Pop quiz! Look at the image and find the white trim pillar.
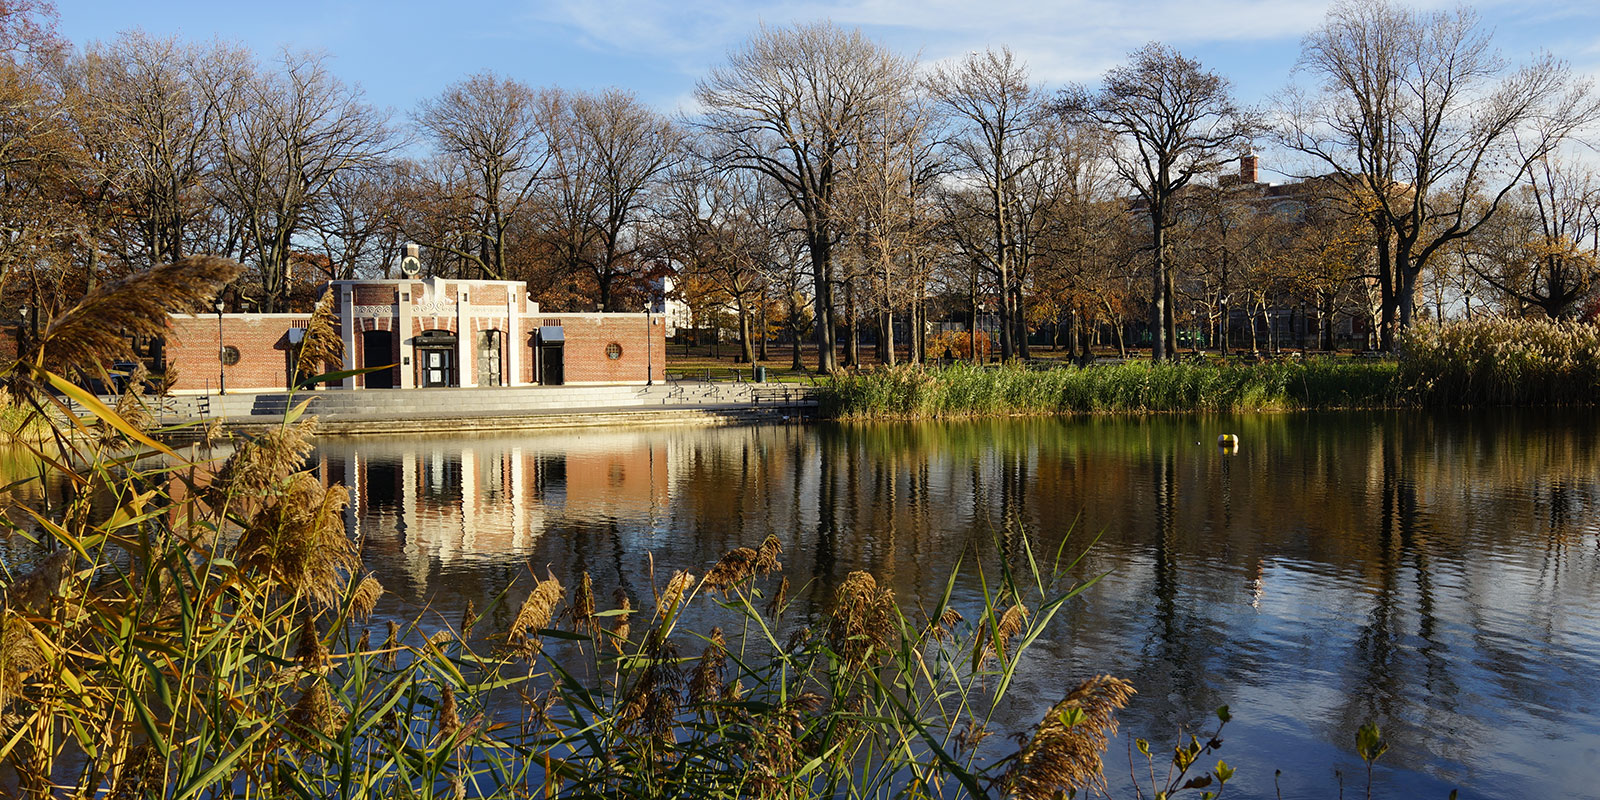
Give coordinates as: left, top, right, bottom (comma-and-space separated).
456, 286, 474, 388
339, 285, 357, 389
506, 293, 522, 387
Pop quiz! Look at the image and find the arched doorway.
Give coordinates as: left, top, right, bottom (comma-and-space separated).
415, 329, 457, 387
362, 330, 397, 389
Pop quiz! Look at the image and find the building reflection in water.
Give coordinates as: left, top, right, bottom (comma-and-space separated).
316, 432, 669, 597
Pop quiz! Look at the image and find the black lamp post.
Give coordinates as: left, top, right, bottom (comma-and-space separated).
645, 304, 653, 386
215, 300, 226, 395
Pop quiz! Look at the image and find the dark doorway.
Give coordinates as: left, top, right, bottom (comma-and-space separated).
416, 329, 458, 387
535, 325, 564, 385
362, 330, 397, 389
477, 329, 503, 387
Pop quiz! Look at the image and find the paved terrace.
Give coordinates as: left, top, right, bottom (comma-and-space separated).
127, 382, 817, 438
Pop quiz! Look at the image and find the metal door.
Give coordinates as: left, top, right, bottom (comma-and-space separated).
422, 348, 454, 387
477, 330, 502, 387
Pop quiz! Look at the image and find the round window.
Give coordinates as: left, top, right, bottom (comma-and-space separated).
220, 345, 241, 366
606, 342, 623, 360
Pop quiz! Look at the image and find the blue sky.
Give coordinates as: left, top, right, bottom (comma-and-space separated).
56, 0, 1600, 179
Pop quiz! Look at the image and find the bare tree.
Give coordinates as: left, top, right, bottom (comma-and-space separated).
76, 34, 247, 271
694, 22, 912, 374
211, 51, 393, 311
414, 72, 550, 280
927, 47, 1047, 361
1057, 43, 1256, 360
1459, 155, 1599, 319
543, 89, 678, 311
1284, 0, 1599, 348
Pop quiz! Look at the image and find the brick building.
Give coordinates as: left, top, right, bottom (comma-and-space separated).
163, 277, 665, 394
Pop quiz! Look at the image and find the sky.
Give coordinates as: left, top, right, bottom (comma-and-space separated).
54, 0, 1600, 182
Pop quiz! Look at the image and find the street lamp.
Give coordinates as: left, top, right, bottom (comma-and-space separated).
645, 304, 653, 386
215, 300, 226, 396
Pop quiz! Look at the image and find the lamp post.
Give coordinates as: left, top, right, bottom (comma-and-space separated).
17, 305, 28, 360
215, 300, 226, 396
645, 303, 653, 386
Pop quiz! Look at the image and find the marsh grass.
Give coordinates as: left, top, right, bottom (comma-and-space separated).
1397, 317, 1600, 406
819, 359, 1400, 419
822, 319, 1600, 420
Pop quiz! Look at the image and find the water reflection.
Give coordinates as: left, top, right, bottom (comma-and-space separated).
5, 413, 1586, 797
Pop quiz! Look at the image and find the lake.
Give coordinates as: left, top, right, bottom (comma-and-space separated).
311, 411, 1600, 799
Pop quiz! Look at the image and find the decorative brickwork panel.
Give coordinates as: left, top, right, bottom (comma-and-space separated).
354, 286, 397, 305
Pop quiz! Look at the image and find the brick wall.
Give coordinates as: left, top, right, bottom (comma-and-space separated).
354, 285, 397, 305
165, 314, 307, 393
534, 314, 665, 385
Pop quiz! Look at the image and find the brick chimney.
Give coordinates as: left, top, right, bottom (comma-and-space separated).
1240, 154, 1259, 184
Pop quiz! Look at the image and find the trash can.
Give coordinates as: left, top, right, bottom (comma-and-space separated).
753, 366, 768, 382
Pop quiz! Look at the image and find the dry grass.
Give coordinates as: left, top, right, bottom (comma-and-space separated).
1006, 675, 1137, 798
826, 571, 898, 667
234, 472, 360, 606
35, 255, 240, 379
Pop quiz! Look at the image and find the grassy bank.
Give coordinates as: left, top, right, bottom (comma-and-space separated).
820, 318, 1600, 420
820, 359, 1400, 419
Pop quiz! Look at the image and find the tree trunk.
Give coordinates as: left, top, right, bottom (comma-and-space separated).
758, 286, 769, 361
843, 279, 859, 368
811, 238, 838, 374
1151, 214, 1168, 361
1013, 282, 1030, 359
881, 309, 895, 365
737, 300, 754, 364
1164, 270, 1178, 357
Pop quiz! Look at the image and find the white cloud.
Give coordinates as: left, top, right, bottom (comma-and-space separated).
529, 0, 1336, 85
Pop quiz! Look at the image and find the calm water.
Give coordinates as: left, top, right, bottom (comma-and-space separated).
310, 412, 1600, 799
7, 413, 1598, 797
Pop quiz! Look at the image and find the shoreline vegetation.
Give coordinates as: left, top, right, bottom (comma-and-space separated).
818, 318, 1600, 420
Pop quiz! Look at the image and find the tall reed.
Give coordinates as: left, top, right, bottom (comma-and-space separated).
818, 359, 1400, 419
1396, 317, 1600, 406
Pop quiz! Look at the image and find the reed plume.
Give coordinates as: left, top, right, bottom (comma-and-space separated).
655, 570, 694, 618
382, 620, 400, 667
295, 613, 330, 674
569, 571, 596, 635
618, 627, 682, 738
826, 571, 897, 666
611, 590, 633, 650
350, 575, 383, 621
286, 679, 346, 744
439, 683, 461, 741
704, 547, 761, 594
460, 598, 479, 638
0, 609, 45, 710
1005, 675, 1136, 799
204, 421, 317, 508
765, 576, 789, 620
296, 290, 344, 383
510, 573, 564, 648
234, 473, 359, 606
687, 627, 727, 705
33, 255, 241, 377
929, 607, 964, 642
975, 603, 1029, 668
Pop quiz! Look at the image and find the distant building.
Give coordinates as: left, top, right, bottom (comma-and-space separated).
164, 276, 665, 394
